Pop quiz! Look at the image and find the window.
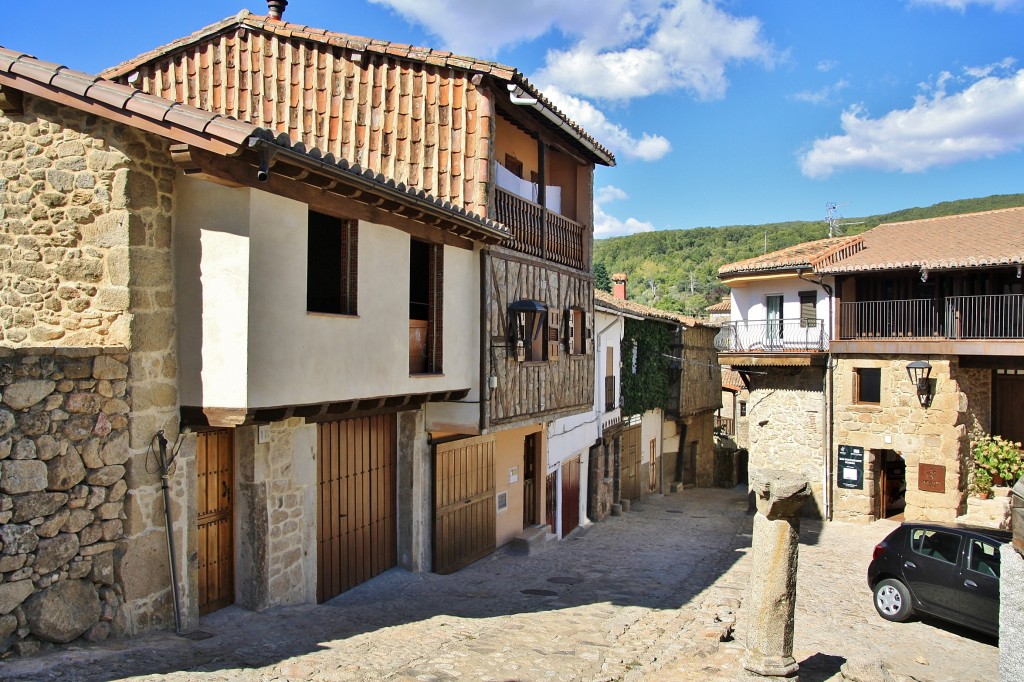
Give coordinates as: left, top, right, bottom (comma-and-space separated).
967, 539, 1000, 578
504, 153, 523, 179
568, 307, 589, 355
910, 528, 961, 565
854, 368, 881, 404
799, 291, 817, 328
739, 401, 747, 417
409, 239, 443, 374
307, 211, 357, 315
510, 301, 556, 362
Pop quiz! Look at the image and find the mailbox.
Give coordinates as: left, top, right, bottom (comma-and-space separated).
1013, 477, 1024, 556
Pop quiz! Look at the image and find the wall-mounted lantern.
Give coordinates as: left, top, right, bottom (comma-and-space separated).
906, 360, 933, 408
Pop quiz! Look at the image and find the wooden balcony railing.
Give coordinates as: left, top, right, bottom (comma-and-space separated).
714, 319, 828, 353
839, 294, 1024, 340
495, 186, 586, 270
715, 415, 735, 436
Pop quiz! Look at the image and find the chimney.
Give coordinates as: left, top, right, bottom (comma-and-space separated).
612, 273, 628, 301
268, 0, 288, 20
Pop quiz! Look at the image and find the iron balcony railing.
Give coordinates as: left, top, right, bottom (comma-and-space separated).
839, 294, 1024, 340
494, 186, 586, 271
714, 319, 829, 353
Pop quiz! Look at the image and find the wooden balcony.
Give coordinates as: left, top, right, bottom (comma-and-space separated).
833, 294, 1024, 357
715, 415, 735, 436
840, 295, 1024, 340
494, 186, 586, 271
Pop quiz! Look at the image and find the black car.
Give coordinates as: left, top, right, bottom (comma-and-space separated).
867, 522, 1010, 636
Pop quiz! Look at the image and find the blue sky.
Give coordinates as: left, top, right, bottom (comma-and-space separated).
4, 1, 1024, 237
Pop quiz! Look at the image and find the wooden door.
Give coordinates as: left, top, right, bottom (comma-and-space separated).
317, 415, 397, 602
523, 434, 538, 527
994, 371, 1024, 444
197, 430, 234, 615
648, 438, 659, 492
621, 425, 642, 501
545, 471, 557, 530
433, 435, 496, 575
561, 457, 580, 537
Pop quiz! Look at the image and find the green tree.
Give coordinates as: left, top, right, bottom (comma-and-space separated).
593, 262, 612, 292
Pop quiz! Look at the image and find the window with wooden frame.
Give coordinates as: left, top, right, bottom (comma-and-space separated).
307, 211, 358, 315
854, 367, 881, 405
799, 290, 817, 328
504, 153, 524, 179
409, 239, 443, 374
509, 300, 550, 362
567, 307, 591, 356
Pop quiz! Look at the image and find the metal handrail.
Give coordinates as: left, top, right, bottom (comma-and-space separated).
839, 294, 1024, 340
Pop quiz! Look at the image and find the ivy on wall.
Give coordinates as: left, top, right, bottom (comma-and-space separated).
621, 317, 675, 417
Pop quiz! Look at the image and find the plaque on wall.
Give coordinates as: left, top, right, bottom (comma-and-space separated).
837, 445, 864, 490
918, 463, 945, 493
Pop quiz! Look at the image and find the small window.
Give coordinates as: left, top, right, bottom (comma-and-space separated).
504, 154, 523, 179
739, 401, 747, 417
967, 539, 1000, 577
910, 528, 961, 565
509, 301, 551, 362
854, 368, 881, 404
799, 291, 817, 328
568, 307, 588, 355
307, 211, 357, 315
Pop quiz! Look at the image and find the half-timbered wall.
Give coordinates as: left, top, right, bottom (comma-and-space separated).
679, 325, 722, 418
116, 27, 492, 215
485, 251, 594, 427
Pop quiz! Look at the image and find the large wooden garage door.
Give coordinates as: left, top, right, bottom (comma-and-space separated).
621, 425, 642, 502
317, 415, 397, 602
197, 430, 234, 615
434, 435, 495, 575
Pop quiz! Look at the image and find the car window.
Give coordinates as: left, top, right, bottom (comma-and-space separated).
910, 529, 961, 565
967, 539, 1000, 578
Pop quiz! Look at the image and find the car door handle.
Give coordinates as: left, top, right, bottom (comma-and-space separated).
964, 579, 978, 589
903, 560, 917, 570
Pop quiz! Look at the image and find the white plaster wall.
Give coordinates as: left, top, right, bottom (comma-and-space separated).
730, 277, 834, 326
174, 175, 252, 408
640, 409, 664, 465
176, 176, 480, 410
547, 411, 598, 468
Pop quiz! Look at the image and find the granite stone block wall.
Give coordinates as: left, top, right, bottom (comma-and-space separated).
0, 348, 130, 656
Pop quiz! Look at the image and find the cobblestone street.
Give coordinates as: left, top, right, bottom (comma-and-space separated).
0, 488, 997, 682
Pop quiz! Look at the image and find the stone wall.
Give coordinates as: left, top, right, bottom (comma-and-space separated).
0, 348, 130, 656
832, 357, 989, 523
2, 95, 183, 646
747, 367, 826, 516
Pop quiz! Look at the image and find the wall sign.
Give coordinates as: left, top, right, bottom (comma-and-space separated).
918, 463, 945, 493
837, 445, 864, 490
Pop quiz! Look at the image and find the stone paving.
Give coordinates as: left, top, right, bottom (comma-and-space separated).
0, 488, 998, 682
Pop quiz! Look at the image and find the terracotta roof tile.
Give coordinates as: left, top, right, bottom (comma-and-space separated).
719, 235, 864, 277
817, 207, 1024, 273
594, 290, 711, 328
100, 10, 614, 167
721, 369, 744, 391
705, 297, 731, 313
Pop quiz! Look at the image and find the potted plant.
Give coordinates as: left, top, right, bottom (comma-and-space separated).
972, 434, 1024, 487
970, 467, 993, 500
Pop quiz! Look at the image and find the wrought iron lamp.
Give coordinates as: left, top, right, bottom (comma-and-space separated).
906, 360, 933, 408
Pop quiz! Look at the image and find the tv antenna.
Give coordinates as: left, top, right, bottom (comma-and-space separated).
825, 202, 864, 238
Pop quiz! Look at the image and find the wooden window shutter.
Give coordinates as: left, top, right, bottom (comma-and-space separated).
547, 309, 561, 361
585, 310, 594, 355
567, 307, 576, 353
515, 311, 526, 361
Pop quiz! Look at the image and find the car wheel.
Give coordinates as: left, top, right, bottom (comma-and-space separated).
873, 578, 913, 622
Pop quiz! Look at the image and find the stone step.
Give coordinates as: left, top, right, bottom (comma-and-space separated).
509, 524, 557, 555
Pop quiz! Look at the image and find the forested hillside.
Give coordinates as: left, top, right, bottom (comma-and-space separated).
592, 194, 1024, 316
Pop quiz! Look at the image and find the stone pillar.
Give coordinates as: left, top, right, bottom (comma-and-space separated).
742, 469, 811, 680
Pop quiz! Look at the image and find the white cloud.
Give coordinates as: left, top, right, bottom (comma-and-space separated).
541, 86, 672, 161
800, 64, 1024, 178
371, 1, 774, 102
908, 0, 1024, 11
536, 1, 775, 101
367, 0, 634, 59
791, 79, 850, 106
594, 186, 656, 238
817, 60, 838, 73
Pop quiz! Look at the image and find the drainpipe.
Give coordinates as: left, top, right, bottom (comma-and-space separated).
799, 270, 835, 520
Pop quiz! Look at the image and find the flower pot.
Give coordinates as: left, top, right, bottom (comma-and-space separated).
993, 475, 1005, 486
977, 492, 991, 500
